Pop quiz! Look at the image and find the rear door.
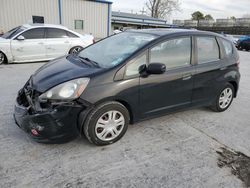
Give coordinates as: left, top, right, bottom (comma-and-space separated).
139, 36, 195, 119
11, 28, 46, 62
45, 28, 71, 59
192, 36, 222, 106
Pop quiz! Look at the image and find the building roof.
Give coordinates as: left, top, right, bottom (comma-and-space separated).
92, 0, 112, 4
112, 11, 172, 27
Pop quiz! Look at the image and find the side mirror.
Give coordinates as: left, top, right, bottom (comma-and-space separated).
147, 63, 166, 74
17, 35, 25, 41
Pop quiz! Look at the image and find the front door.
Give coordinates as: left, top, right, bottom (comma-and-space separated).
11, 28, 46, 62
139, 36, 195, 119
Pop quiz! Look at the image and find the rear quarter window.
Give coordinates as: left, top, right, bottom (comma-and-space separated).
221, 39, 233, 57
197, 36, 220, 64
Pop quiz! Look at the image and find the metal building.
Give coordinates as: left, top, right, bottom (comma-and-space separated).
0, 0, 112, 39
111, 11, 172, 32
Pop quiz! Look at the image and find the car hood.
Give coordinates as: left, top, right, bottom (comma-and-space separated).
0, 37, 9, 43
31, 55, 103, 92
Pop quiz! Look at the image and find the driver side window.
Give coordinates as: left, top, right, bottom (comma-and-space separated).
150, 37, 191, 69
20, 28, 45, 39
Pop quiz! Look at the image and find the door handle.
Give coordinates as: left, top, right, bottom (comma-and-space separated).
182, 74, 192, 80
64, 41, 69, 44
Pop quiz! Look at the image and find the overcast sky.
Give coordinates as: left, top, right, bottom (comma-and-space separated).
112, 0, 250, 22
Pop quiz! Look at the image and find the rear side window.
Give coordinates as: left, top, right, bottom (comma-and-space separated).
21, 28, 45, 39
197, 37, 219, 64
46, 28, 68, 38
150, 37, 191, 69
67, 31, 78, 38
221, 39, 233, 57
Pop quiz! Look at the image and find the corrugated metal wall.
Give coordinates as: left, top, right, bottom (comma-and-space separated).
61, 0, 108, 39
0, 0, 59, 32
0, 0, 109, 39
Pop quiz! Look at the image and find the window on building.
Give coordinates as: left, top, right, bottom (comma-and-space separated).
46, 28, 68, 38
197, 37, 220, 64
75, 20, 84, 30
32, 16, 44, 24
150, 37, 191, 69
21, 28, 45, 39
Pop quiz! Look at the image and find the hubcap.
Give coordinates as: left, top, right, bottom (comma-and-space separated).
72, 47, 82, 54
0, 53, 4, 64
95, 110, 125, 141
219, 88, 233, 109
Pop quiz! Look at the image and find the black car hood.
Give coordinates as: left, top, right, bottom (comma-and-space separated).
31, 55, 103, 92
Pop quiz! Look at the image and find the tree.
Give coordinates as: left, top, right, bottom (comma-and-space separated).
230, 16, 236, 20
191, 11, 204, 21
204, 14, 213, 20
145, 0, 180, 19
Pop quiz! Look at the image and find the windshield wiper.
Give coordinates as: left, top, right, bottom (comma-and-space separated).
78, 56, 100, 68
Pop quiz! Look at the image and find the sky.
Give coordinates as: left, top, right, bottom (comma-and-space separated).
111, 0, 250, 22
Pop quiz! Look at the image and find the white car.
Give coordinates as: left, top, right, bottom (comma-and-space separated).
0, 24, 94, 64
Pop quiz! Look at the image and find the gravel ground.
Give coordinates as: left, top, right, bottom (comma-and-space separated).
0, 51, 249, 188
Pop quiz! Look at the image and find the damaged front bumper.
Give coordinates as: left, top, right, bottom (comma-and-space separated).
13, 82, 88, 143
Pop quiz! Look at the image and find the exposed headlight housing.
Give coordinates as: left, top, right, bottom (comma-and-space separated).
39, 78, 90, 100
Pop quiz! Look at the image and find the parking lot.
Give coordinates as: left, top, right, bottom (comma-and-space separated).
0, 51, 249, 188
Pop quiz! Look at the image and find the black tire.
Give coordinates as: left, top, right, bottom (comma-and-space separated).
69, 46, 83, 54
0, 51, 7, 65
84, 101, 130, 146
210, 83, 235, 112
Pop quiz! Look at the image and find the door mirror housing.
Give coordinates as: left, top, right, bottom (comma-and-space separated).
147, 63, 166, 74
17, 35, 25, 41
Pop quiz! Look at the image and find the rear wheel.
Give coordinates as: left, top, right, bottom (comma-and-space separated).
0, 51, 6, 65
210, 84, 234, 112
84, 101, 130, 146
69, 46, 83, 54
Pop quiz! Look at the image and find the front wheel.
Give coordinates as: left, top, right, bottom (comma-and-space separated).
210, 84, 235, 112
0, 51, 6, 65
84, 101, 130, 146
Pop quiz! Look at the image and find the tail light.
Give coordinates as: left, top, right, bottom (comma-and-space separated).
236, 60, 240, 67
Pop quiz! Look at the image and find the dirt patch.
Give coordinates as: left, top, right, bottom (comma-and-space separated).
217, 147, 250, 187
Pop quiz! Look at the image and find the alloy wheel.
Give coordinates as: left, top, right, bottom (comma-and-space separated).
219, 87, 233, 109
0, 52, 5, 64
95, 110, 125, 141
72, 47, 82, 54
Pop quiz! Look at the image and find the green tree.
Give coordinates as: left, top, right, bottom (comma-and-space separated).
230, 16, 236, 20
204, 14, 213, 20
191, 11, 204, 21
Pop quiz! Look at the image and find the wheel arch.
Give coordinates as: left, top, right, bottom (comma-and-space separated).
78, 97, 136, 135
228, 81, 238, 97
0, 50, 8, 64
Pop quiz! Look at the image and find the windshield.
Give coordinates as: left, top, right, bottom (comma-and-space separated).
1, 26, 26, 39
78, 32, 157, 68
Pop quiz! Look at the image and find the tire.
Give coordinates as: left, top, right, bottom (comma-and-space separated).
84, 101, 130, 146
69, 46, 83, 54
210, 84, 235, 112
0, 51, 7, 65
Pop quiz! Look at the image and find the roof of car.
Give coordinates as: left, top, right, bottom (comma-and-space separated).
22, 24, 68, 30
127, 28, 222, 37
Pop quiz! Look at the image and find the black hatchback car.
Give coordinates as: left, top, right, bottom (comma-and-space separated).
14, 29, 240, 145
